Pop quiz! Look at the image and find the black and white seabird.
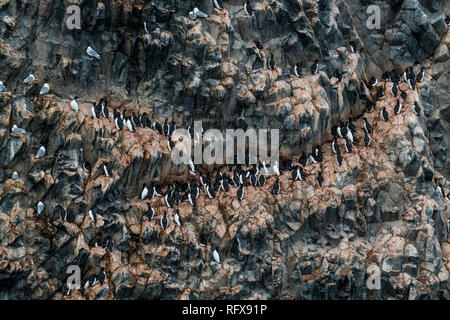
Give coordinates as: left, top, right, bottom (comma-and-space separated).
376, 87, 384, 100
345, 139, 352, 153
268, 53, 276, 70
98, 268, 106, 285
391, 83, 398, 97
103, 162, 111, 177
294, 62, 302, 77
365, 100, 374, 113
91, 103, 98, 119
299, 152, 309, 166
291, 166, 304, 181
336, 151, 343, 166
213, 0, 223, 10
364, 131, 371, 147
368, 76, 378, 87
332, 137, 340, 154
273, 161, 280, 176
311, 60, 319, 75
257, 174, 266, 187
250, 173, 257, 186
162, 119, 169, 136
168, 139, 175, 152
165, 187, 173, 208
174, 209, 182, 227
189, 159, 196, 173
273, 177, 281, 194
237, 184, 244, 200
0, 81, 5, 92
144, 203, 155, 221
153, 121, 163, 134
244, 0, 254, 15
206, 184, 216, 199
88, 209, 96, 222
141, 184, 149, 200
394, 100, 402, 114
417, 67, 425, 82
362, 117, 372, 133
160, 211, 168, 230
381, 107, 389, 122
317, 171, 324, 187
408, 78, 416, 90
413, 101, 421, 116
400, 90, 407, 100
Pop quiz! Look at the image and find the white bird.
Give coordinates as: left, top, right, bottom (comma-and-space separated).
141, 184, 149, 200
273, 161, 280, 176
189, 159, 195, 172
190, 7, 208, 19
70, 98, 79, 113
12, 171, 19, 180
212, 249, 221, 263
0, 81, 5, 92
39, 83, 49, 95
86, 46, 101, 59
103, 164, 110, 177
36, 146, 46, 159
23, 74, 35, 83
11, 125, 26, 134
126, 119, 134, 132
37, 201, 45, 215
88, 210, 95, 222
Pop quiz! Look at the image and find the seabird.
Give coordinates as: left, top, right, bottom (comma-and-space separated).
174, 210, 182, 227
36, 146, 46, 159
400, 90, 407, 100
168, 139, 175, 152
141, 184, 149, 200
103, 162, 111, 177
268, 53, 276, 70
98, 268, 106, 285
250, 174, 257, 186
190, 7, 208, 19
244, 0, 253, 15
381, 107, 389, 122
144, 203, 155, 221
37, 201, 45, 215
12, 171, 19, 180
0, 81, 5, 92
101, 100, 109, 118
23, 74, 35, 83
408, 78, 416, 90
368, 76, 378, 87
70, 97, 79, 113
346, 127, 354, 143
237, 184, 244, 200
376, 87, 384, 100
294, 62, 301, 77
336, 152, 343, 166
317, 171, 324, 187
332, 137, 340, 154
391, 83, 398, 97
212, 248, 221, 263
160, 211, 168, 229
273, 177, 281, 194
189, 159, 196, 173
91, 103, 98, 119
365, 100, 374, 113
39, 83, 49, 95
273, 161, 280, 176
115, 117, 123, 130
11, 125, 26, 134
413, 101, 421, 116
345, 140, 352, 153
417, 67, 425, 82
363, 117, 372, 133
213, 0, 223, 10
88, 209, 96, 222
299, 152, 308, 166
162, 119, 169, 136
87, 46, 101, 59
206, 184, 215, 199
311, 60, 319, 75
257, 174, 266, 187
165, 187, 173, 208
364, 131, 371, 147
125, 118, 134, 132
394, 100, 402, 114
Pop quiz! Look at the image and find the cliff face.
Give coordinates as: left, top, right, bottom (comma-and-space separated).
0, 0, 449, 300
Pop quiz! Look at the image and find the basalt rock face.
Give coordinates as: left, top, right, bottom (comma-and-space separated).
0, 0, 449, 300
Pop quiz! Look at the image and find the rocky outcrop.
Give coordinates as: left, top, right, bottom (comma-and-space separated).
0, 0, 449, 299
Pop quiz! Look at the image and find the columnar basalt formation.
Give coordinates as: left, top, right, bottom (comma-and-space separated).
0, 0, 449, 299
